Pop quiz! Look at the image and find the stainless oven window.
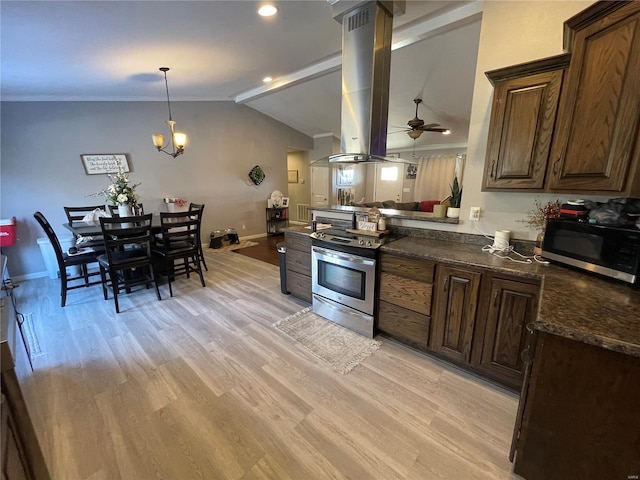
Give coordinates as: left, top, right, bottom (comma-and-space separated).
311, 246, 376, 315
317, 261, 366, 300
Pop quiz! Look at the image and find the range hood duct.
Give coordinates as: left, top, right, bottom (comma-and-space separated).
329, 1, 405, 164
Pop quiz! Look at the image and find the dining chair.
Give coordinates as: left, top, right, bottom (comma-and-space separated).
152, 210, 206, 297
108, 203, 144, 216
188, 202, 208, 271
34, 211, 104, 307
97, 213, 161, 313
63, 205, 107, 248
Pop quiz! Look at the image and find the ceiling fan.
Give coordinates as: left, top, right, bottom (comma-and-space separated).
403, 98, 451, 139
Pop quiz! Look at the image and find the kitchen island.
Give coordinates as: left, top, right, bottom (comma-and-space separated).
382, 235, 640, 479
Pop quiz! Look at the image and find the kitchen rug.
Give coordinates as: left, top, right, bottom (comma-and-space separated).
206, 240, 259, 252
273, 307, 381, 374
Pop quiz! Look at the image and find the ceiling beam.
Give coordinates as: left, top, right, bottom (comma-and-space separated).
234, 1, 483, 104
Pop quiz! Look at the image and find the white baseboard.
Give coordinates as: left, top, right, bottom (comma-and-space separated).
240, 233, 268, 240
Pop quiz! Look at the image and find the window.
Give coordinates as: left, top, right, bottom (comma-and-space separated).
337, 166, 355, 185
380, 166, 398, 181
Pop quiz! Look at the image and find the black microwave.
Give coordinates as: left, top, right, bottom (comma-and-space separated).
542, 219, 640, 285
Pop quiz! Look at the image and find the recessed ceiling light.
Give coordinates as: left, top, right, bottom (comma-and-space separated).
258, 4, 278, 17
263, 76, 273, 83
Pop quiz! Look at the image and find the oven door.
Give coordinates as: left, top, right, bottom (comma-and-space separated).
311, 246, 376, 315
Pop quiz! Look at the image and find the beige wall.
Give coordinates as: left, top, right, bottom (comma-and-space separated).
286, 150, 311, 221
459, 0, 605, 240
398, 0, 605, 238
0, 101, 312, 278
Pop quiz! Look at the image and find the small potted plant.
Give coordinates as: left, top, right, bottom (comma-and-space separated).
447, 176, 462, 218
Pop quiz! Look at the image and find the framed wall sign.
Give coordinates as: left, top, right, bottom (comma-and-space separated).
81, 154, 130, 175
288, 170, 298, 183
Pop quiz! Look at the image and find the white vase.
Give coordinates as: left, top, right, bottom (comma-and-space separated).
117, 204, 133, 217
167, 203, 176, 213
446, 207, 460, 219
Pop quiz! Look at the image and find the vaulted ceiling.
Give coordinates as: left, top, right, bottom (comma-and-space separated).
1, 1, 482, 152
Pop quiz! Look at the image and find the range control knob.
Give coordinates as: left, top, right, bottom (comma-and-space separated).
366, 241, 372, 247
318, 232, 325, 238
359, 239, 365, 245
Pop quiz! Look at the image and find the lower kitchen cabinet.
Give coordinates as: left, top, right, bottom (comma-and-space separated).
284, 231, 311, 303
377, 252, 541, 391
512, 332, 640, 479
473, 277, 540, 390
430, 264, 482, 364
377, 254, 434, 349
1, 289, 50, 479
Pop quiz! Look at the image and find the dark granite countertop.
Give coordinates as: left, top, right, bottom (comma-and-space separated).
381, 236, 640, 358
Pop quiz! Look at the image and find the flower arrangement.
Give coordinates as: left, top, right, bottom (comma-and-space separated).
519, 198, 561, 231
94, 168, 140, 205
164, 197, 187, 207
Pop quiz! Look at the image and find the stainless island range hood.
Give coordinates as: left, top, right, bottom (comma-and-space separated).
329, 0, 405, 164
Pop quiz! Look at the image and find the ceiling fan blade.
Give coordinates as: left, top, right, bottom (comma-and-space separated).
419, 126, 451, 133
421, 123, 441, 129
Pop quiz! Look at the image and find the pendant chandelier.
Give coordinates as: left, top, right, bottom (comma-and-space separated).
152, 67, 186, 158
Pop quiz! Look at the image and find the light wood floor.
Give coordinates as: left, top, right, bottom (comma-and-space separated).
16, 251, 522, 479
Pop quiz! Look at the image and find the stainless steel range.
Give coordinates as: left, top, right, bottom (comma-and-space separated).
310, 228, 394, 338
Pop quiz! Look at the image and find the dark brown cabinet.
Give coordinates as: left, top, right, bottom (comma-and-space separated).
377, 254, 435, 350
512, 333, 640, 479
1, 290, 50, 479
283, 231, 311, 302
473, 276, 540, 390
377, 253, 541, 390
430, 265, 481, 364
482, 55, 568, 191
482, 2, 640, 195
547, 1, 640, 194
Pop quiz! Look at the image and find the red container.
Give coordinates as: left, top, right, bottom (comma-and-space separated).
0, 217, 17, 247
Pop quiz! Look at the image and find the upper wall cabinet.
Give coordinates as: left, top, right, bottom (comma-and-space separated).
483, 55, 570, 191
548, 1, 640, 194
482, 1, 640, 195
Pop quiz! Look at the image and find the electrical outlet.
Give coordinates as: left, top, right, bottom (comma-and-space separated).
242, 224, 246, 230
469, 207, 481, 221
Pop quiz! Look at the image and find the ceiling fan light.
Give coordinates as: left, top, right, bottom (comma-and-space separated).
173, 132, 187, 148
442, 129, 451, 135
408, 130, 423, 139
152, 134, 164, 148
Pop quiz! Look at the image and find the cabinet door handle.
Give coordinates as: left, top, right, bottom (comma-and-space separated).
552, 157, 561, 175
442, 277, 449, 293
490, 160, 496, 178
526, 322, 535, 333
493, 290, 499, 308
521, 345, 532, 364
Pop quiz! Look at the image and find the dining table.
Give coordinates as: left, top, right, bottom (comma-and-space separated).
63, 214, 163, 238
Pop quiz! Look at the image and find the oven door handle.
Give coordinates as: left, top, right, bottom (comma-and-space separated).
312, 246, 376, 266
